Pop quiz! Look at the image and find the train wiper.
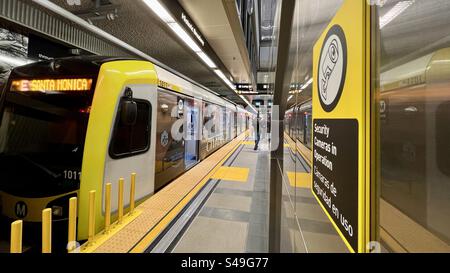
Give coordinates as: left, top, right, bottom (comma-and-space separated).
19, 154, 59, 179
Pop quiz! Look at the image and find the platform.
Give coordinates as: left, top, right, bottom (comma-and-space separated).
77, 133, 252, 253
171, 139, 270, 253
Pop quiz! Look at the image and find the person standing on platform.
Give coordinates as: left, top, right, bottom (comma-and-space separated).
254, 111, 260, 151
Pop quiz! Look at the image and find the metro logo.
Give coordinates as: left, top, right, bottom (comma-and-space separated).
15, 201, 27, 218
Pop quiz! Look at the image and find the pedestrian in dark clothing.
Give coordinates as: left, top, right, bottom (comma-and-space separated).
254, 112, 260, 151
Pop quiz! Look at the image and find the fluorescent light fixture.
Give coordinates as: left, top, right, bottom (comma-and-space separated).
300, 78, 313, 90
168, 22, 202, 52
197, 51, 216, 68
224, 80, 235, 90
380, 1, 414, 29
287, 95, 293, 102
214, 69, 227, 80
143, 0, 228, 91
214, 69, 235, 90
142, 0, 175, 23
239, 95, 257, 113
0, 55, 31, 66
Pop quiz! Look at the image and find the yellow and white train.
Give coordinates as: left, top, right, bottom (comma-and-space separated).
0, 56, 252, 244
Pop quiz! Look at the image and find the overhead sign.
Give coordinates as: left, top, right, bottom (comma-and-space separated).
181, 12, 205, 47
312, 0, 372, 253
236, 83, 253, 91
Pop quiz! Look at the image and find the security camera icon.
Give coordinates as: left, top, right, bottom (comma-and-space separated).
321, 39, 339, 101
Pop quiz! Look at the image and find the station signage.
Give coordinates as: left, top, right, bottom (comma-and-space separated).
236, 83, 253, 91
311, 0, 372, 253
181, 12, 205, 47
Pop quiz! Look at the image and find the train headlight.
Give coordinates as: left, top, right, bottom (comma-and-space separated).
52, 206, 63, 217
47, 193, 77, 220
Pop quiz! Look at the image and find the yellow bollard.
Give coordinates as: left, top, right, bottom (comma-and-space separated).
10, 220, 23, 253
42, 208, 52, 253
118, 178, 124, 223
130, 173, 136, 214
88, 190, 96, 244
67, 197, 77, 252
105, 183, 112, 233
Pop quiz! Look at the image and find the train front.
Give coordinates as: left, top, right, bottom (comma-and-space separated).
0, 58, 99, 250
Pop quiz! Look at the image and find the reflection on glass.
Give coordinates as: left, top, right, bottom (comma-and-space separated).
378, 0, 450, 252
155, 90, 185, 190
0, 92, 91, 196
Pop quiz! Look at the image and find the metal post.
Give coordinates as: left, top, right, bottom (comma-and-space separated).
268, 0, 296, 253
10, 220, 23, 253
269, 119, 284, 253
105, 183, 112, 232
42, 208, 52, 253
67, 197, 77, 252
130, 173, 136, 214
118, 178, 124, 223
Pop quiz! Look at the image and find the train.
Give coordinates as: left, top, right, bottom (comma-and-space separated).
284, 99, 312, 150
0, 56, 253, 246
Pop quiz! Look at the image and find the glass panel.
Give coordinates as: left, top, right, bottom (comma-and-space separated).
184, 97, 199, 169
199, 102, 225, 159
377, 0, 450, 251
0, 91, 91, 196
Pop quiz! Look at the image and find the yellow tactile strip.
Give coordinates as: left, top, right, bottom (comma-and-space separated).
284, 132, 312, 165
90, 133, 246, 253
211, 166, 249, 182
287, 172, 311, 188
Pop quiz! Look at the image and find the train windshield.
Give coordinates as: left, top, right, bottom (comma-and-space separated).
0, 87, 93, 196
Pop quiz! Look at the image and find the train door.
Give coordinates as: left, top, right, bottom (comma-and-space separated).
105, 84, 157, 212
226, 109, 233, 140
184, 97, 199, 169
154, 90, 186, 190
234, 110, 239, 137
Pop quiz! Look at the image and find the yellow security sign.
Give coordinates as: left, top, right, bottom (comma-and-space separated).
312, 0, 372, 253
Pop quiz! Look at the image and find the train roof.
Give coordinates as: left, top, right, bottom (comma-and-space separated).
8, 56, 243, 110
9, 56, 135, 78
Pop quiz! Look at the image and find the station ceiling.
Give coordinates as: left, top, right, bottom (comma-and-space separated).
178, 0, 252, 85
49, 0, 245, 105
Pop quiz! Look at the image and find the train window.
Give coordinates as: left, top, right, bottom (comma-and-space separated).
0, 91, 91, 195
109, 98, 151, 159
304, 109, 312, 149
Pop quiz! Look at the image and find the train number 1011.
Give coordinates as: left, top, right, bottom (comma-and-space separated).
63, 170, 81, 181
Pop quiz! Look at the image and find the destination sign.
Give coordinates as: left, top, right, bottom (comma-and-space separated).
10, 78, 93, 92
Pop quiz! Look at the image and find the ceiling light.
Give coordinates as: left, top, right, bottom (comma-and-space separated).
142, 0, 202, 53
379, 1, 414, 29
300, 78, 313, 90
142, 0, 175, 23
224, 80, 235, 90
143, 0, 235, 99
214, 69, 226, 80
168, 22, 202, 52
239, 95, 257, 113
214, 69, 236, 90
287, 95, 293, 102
197, 52, 216, 68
